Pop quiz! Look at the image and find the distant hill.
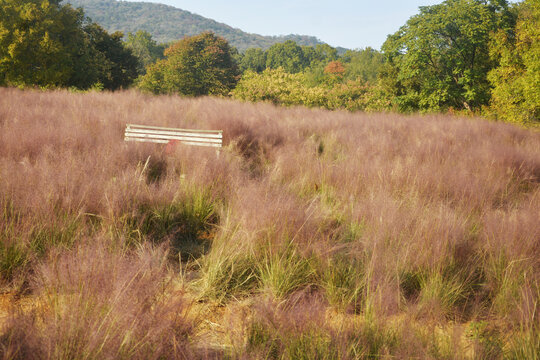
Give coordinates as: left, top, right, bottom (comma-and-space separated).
64, 0, 337, 52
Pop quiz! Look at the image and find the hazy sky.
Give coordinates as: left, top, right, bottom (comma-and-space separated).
124, 0, 443, 50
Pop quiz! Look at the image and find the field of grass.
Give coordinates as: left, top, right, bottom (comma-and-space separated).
0, 87, 538, 359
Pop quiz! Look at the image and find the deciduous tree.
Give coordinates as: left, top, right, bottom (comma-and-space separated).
0, 0, 139, 90
265, 40, 308, 74
381, 0, 513, 112
341, 47, 384, 83
137, 32, 239, 96
488, 0, 539, 125
0, 0, 86, 87
324, 61, 345, 82
84, 24, 139, 90
238, 47, 266, 73
125, 30, 165, 75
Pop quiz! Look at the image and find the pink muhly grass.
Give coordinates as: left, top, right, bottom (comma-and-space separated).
0, 87, 538, 355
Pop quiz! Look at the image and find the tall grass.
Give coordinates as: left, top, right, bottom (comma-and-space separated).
1, 240, 196, 359
0, 87, 538, 357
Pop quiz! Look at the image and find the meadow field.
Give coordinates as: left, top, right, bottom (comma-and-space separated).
0, 88, 538, 359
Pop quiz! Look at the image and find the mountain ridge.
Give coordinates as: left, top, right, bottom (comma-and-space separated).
65, 0, 340, 52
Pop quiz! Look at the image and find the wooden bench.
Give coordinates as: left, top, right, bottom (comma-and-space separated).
124, 124, 223, 149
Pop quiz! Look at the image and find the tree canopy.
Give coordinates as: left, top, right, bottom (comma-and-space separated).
238, 48, 267, 73
341, 47, 384, 83
0, 0, 85, 87
0, 0, 139, 90
137, 32, 239, 96
82, 24, 139, 90
125, 30, 166, 75
265, 40, 309, 74
381, 0, 514, 112
488, 0, 539, 124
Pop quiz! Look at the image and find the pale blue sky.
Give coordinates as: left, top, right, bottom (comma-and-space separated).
124, 0, 443, 50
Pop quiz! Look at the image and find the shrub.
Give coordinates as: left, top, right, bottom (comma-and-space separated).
232, 67, 390, 111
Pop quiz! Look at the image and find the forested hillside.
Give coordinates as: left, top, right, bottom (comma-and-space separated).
64, 0, 328, 51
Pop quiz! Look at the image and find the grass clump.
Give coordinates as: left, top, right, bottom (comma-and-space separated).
29, 213, 84, 256
0, 203, 84, 284
0, 202, 28, 283
245, 299, 341, 360
320, 255, 366, 313
467, 321, 504, 359
194, 221, 260, 303
505, 328, 540, 360
416, 271, 469, 320
258, 241, 317, 300
0, 241, 29, 284
125, 187, 218, 259
195, 248, 259, 304
245, 297, 400, 359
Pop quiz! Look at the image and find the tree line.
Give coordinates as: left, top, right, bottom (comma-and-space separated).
0, 0, 538, 125
231, 0, 538, 125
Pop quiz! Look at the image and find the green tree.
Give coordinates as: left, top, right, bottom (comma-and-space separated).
81, 24, 139, 90
265, 40, 308, 73
488, 0, 539, 125
0, 0, 86, 87
381, 0, 513, 112
66, 24, 139, 90
341, 47, 384, 83
0, 0, 139, 90
301, 45, 316, 68
311, 44, 338, 66
238, 47, 266, 73
137, 32, 239, 96
125, 30, 165, 74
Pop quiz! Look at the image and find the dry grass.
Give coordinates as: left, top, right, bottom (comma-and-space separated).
0, 87, 539, 358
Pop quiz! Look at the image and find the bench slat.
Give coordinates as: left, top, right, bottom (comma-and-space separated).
124, 124, 223, 149
124, 138, 169, 144
125, 132, 222, 144
125, 128, 222, 139
125, 137, 222, 147
127, 124, 222, 134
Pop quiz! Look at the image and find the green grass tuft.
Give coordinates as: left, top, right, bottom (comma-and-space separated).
320, 255, 366, 313
258, 242, 317, 300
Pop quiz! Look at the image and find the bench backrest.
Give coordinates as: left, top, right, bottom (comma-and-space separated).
124, 124, 222, 148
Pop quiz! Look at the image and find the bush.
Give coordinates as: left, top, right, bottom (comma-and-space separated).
232, 68, 390, 112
